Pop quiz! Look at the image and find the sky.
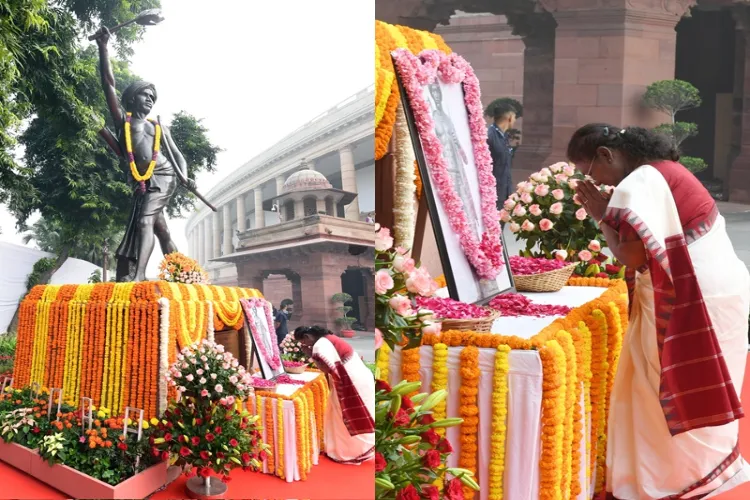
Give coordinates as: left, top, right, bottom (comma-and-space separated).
0, 0, 374, 277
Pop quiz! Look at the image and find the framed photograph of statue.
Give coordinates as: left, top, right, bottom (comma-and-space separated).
240, 298, 285, 379
392, 49, 514, 305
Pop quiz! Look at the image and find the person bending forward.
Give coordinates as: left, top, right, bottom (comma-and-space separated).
295, 326, 375, 464
567, 124, 750, 499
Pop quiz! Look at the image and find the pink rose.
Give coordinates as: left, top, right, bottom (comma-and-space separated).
406, 268, 437, 297
504, 198, 516, 211
534, 184, 550, 197
396, 246, 408, 255
555, 174, 569, 184
553, 249, 568, 261
375, 227, 394, 252
499, 209, 511, 222
520, 192, 533, 204
421, 321, 442, 335
564, 165, 576, 176
522, 182, 534, 193
552, 189, 565, 200
540, 167, 552, 177
389, 294, 414, 317
512, 204, 527, 217
200, 389, 209, 397
539, 219, 554, 231
578, 250, 593, 262
529, 204, 542, 216
375, 329, 383, 350
521, 220, 535, 232
575, 208, 588, 221
509, 222, 521, 233
549, 162, 567, 173
588, 240, 602, 252
573, 193, 583, 206
549, 202, 563, 215
375, 269, 394, 295
393, 254, 416, 273
509, 193, 519, 201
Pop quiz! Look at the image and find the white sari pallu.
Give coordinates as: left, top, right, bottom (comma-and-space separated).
602, 163, 750, 499
312, 335, 375, 464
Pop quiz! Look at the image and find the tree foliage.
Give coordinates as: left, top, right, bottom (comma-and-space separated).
642, 80, 702, 123
653, 122, 698, 148
23, 216, 123, 267
680, 156, 708, 174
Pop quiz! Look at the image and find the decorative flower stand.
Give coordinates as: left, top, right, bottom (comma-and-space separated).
186, 475, 228, 499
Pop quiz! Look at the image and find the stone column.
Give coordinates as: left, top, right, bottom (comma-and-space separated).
222, 204, 232, 256
539, 0, 695, 162
508, 13, 557, 179
294, 199, 305, 220
236, 195, 246, 233
254, 187, 265, 229
298, 254, 342, 331
729, 6, 750, 203
339, 146, 360, 220
361, 269, 375, 330
291, 274, 303, 318
316, 198, 326, 215
204, 218, 212, 263
275, 175, 285, 195
212, 211, 221, 258
237, 263, 264, 293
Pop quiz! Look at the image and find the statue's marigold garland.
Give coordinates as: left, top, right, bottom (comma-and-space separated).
459, 346, 480, 498
374, 21, 452, 160
539, 339, 566, 500
488, 344, 510, 500
124, 112, 161, 193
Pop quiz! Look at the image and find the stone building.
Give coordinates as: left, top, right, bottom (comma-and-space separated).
185, 86, 375, 330
378, 0, 750, 202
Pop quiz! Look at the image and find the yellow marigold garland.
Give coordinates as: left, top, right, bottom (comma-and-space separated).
30, 285, 61, 386
277, 398, 285, 478
430, 343, 448, 438
539, 339, 566, 500
459, 346, 480, 498
264, 398, 275, 473
554, 330, 577, 498
401, 347, 421, 397
376, 343, 391, 383
589, 309, 609, 495
488, 344, 510, 500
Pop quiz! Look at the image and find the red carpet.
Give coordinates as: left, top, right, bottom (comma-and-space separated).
0, 456, 374, 499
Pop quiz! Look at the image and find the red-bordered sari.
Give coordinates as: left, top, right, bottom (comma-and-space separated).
312, 335, 375, 464
603, 161, 750, 499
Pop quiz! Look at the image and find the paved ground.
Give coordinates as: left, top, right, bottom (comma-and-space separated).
348, 333, 375, 363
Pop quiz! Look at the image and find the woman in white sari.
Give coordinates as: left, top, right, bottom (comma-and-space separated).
567, 124, 750, 499
295, 326, 375, 464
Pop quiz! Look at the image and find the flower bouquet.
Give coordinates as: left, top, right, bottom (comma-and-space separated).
279, 333, 312, 374
375, 226, 441, 350
501, 162, 615, 275
157, 340, 267, 498
375, 380, 478, 500
158, 252, 209, 285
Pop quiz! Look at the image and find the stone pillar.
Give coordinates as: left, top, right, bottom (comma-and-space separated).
222, 204, 232, 256
316, 198, 326, 215
539, 0, 694, 162
291, 275, 303, 318
237, 263, 264, 294
729, 6, 750, 203
276, 175, 285, 195
294, 199, 305, 220
339, 146, 360, 220
204, 218, 212, 263
508, 13, 556, 179
298, 254, 342, 331
236, 195, 246, 233
212, 212, 221, 258
361, 269, 375, 330
254, 187, 265, 229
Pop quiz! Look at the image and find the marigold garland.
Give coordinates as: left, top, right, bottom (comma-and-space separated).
430, 343, 448, 438
539, 339, 566, 500
554, 330, 577, 498
277, 397, 285, 478
400, 347, 421, 397
393, 100, 417, 249
376, 343, 391, 383
488, 344, 510, 500
459, 346, 480, 498
588, 309, 609, 494
374, 21, 452, 160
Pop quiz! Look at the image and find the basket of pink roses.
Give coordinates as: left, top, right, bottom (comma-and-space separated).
510, 256, 577, 293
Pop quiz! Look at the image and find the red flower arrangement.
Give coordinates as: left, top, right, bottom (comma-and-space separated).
415, 296, 493, 320
375, 379, 478, 500
488, 293, 572, 318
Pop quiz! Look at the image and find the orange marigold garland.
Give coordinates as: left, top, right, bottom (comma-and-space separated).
554, 330, 577, 498
459, 346, 480, 498
588, 309, 609, 495
539, 338, 566, 500
400, 347, 421, 397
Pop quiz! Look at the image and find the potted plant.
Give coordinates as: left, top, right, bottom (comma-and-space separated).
156, 339, 268, 499
332, 292, 356, 338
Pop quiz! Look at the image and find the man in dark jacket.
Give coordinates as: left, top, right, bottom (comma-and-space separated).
485, 98, 522, 210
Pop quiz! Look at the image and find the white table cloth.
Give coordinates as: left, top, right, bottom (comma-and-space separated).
249, 371, 321, 483
388, 286, 608, 500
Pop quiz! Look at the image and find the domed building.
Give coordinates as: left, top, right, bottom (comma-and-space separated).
185, 86, 375, 331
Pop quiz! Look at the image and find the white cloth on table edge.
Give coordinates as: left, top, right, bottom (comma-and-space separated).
390, 286, 609, 500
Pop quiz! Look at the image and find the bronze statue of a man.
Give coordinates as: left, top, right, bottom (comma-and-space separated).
95, 27, 196, 282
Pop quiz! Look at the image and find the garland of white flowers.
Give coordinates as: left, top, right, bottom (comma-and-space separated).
393, 100, 416, 250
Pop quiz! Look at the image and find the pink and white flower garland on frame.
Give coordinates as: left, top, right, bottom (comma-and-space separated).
391, 48, 503, 280
240, 298, 281, 371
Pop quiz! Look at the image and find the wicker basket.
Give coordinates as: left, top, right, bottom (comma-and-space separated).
284, 364, 307, 374
440, 310, 500, 332
513, 263, 578, 293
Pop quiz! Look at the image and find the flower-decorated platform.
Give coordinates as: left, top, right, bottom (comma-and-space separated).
11, 282, 261, 419
378, 278, 627, 500
247, 371, 329, 483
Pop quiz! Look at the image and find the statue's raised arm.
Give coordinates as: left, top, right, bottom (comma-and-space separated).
95, 27, 123, 128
